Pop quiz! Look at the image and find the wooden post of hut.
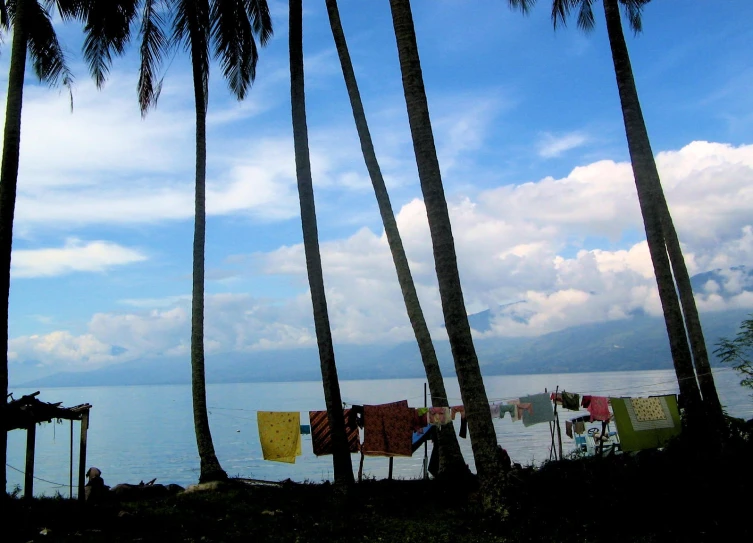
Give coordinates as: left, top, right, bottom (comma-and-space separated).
78, 409, 89, 502
24, 423, 37, 499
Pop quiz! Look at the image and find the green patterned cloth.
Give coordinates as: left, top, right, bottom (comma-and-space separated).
609, 395, 681, 452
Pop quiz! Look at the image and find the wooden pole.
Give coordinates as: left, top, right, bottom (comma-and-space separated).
423, 382, 428, 479
554, 387, 564, 460
70, 420, 74, 499
358, 450, 364, 483
24, 423, 36, 499
78, 410, 89, 502
547, 387, 557, 461
388, 457, 394, 480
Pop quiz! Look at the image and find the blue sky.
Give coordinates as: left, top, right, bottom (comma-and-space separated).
3, 0, 753, 382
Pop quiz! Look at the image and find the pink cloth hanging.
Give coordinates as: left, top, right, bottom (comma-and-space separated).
586, 396, 611, 422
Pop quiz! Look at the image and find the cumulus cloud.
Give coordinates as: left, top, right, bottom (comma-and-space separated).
11, 239, 147, 278
8, 141, 753, 373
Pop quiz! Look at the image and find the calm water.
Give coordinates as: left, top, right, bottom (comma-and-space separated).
7, 369, 751, 497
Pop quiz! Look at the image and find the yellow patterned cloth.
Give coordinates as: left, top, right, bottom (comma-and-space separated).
631, 397, 666, 422
257, 411, 302, 463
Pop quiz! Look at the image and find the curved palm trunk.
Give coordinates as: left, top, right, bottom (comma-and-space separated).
324, 0, 467, 477
289, 0, 353, 486
602, 0, 705, 422
388, 0, 502, 496
0, 0, 30, 493
189, 41, 227, 484
665, 228, 724, 419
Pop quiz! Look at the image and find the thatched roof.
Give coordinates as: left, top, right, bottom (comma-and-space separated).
5, 391, 91, 431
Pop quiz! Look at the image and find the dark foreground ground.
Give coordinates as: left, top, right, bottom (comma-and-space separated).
7, 417, 752, 543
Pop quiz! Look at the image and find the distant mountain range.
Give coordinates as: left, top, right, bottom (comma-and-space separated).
15, 267, 753, 389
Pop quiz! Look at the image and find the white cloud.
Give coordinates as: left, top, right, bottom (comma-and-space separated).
8, 141, 753, 373
11, 239, 147, 278
537, 131, 589, 158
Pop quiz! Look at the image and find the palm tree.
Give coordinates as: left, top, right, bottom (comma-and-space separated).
388, 0, 503, 498
324, 0, 467, 477
0, 0, 142, 493
134, 0, 273, 483
289, 0, 353, 486
545, 0, 722, 425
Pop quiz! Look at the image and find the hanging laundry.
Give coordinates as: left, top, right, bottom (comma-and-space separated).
449, 406, 468, 438
565, 420, 573, 439
362, 401, 413, 457
300, 424, 311, 435
309, 409, 360, 456
584, 396, 611, 422
581, 395, 592, 409
519, 393, 555, 427
490, 402, 501, 418
257, 411, 302, 463
427, 407, 452, 425
507, 399, 532, 422
349, 405, 365, 429
561, 391, 580, 411
550, 392, 563, 405
416, 407, 429, 417
573, 419, 586, 435
499, 404, 516, 419
609, 395, 681, 452
630, 397, 666, 421
411, 409, 428, 434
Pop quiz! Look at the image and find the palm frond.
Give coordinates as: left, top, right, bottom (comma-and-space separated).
0, 1, 9, 29
212, 0, 255, 100
25, 0, 74, 88
81, 0, 139, 88
507, 0, 536, 15
243, 0, 272, 45
576, 0, 595, 31
138, 0, 170, 115
551, 0, 575, 30
47, 0, 87, 21
551, 0, 598, 32
173, 0, 210, 105
620, 0, 648, 35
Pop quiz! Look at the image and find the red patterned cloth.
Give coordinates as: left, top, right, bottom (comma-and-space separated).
308, 409, 360, 456
362, 400, 413, 457
585, 396, 611, 422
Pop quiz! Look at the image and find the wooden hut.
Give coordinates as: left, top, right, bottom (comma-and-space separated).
5, 391, 91, 500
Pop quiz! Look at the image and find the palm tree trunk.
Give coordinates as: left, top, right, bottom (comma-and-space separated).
602, 0, 704, 421
388, 0, 502, 496
189, 40, 227, 484
324, 0, 467, 477
289, 0, 354, 486
665, 227, 724, 419
0, 0, 30, 492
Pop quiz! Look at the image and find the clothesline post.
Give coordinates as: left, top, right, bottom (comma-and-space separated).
423, 382, 428, 480
547, 387, 558, 461
555, 387, 564, 460
388, 457, 394, 480
598, 420, 608, 457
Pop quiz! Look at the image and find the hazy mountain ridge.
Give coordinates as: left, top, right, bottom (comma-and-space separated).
16, 305, 751, 389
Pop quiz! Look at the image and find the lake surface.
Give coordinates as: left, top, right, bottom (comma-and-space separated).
7, 368, 752, 497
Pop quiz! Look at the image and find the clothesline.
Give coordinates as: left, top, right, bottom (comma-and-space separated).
431, 367, 736, 405
208, 367, 734, 416
6, 463, 67, 488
